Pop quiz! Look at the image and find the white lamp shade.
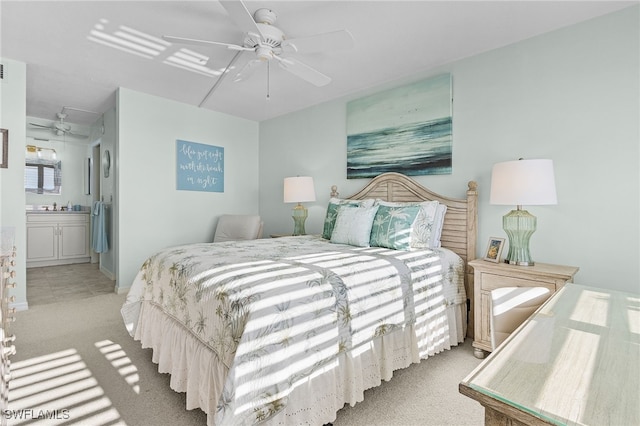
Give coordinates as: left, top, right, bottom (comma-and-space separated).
284, 176, 316, 203
490, 159, 557, 206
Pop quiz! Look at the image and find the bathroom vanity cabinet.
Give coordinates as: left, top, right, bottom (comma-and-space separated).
26, 212, 90, 267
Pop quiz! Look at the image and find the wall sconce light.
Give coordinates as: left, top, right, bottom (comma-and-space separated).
26, 144, 57, 160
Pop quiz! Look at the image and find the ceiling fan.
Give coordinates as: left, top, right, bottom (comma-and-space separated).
29, 112, 86, 137
163, 1, 354, 105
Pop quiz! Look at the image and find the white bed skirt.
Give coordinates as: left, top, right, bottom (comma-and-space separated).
134, 301, 467, 426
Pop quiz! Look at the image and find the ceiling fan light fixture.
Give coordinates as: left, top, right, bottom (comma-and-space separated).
256, 46, 273, 61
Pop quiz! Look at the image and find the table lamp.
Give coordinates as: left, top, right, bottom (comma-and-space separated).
490, 159, 557, 266
284, 176, 316, 235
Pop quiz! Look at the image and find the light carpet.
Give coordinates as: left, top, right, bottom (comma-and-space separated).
9, 292, 484, 425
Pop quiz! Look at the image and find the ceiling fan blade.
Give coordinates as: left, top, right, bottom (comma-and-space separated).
282, 29, 354, 53
66, 129, 88, 138
29, 123, 53, 130
277, 57, 331, 87
162, 35, 250, 51
219, 1, 263, 37
233, 59, 263, 83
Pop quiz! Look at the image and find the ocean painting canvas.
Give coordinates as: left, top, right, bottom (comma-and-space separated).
347, 74, 452, 178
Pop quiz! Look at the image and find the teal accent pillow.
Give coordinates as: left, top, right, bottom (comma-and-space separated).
377, 200, 439, 249
322, 198, 375, 239
330, 205, 379, 247
370, 205, 421, 250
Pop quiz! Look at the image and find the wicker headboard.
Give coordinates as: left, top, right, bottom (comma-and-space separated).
339, 172, 478, 336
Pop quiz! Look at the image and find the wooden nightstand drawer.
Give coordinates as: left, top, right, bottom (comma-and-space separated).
481, 273, 555, 292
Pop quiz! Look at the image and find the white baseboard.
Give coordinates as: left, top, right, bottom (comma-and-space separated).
115, 285, 130, 295
99, 265, 115, 281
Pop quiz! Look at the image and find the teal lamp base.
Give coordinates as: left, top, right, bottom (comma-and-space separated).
291, 203, 308, 236
503, 208, 536, 266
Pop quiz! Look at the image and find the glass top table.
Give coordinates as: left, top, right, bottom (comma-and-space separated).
460, 283, 640, 425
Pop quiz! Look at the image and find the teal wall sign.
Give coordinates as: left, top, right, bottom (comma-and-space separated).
176, 140, 224, 192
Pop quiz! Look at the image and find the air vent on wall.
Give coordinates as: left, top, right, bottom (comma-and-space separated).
0, 63, 5, 81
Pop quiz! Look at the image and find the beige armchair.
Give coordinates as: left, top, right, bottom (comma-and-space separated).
213, 214, 263, 243
490, 286, 552, 350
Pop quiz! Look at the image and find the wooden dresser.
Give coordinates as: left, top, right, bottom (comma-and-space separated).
460, 283, 640, 426
468, 259, 578, 358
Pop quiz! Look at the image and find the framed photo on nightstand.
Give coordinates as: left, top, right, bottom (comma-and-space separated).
484, 237, 505, 263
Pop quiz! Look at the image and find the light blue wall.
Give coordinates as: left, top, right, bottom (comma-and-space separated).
116, 88, 259, 291
259, 7, 639, 293
3, 7, 638, 308
0, 58, 28, 309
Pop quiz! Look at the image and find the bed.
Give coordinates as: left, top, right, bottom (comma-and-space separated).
121, 172, 478, 425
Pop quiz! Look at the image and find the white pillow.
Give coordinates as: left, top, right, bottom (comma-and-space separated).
322, 198, 375, 239
430, 203, 447, 248
377, 200, 439, 249
330, 205, 379, 247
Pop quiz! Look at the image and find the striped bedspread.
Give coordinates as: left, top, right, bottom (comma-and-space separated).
121, 235, 465, 425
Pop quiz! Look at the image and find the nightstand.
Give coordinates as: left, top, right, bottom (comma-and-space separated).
468, 259, 579, 359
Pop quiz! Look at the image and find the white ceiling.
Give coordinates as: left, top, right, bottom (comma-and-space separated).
1, 1, 635, 126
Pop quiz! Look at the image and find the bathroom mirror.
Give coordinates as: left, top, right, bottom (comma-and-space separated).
25, 159, 62, 194
103, 149, 110, 178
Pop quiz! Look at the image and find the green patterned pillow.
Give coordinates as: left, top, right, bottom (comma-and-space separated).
322, 198, 375, 239
370, 205, 421, 250
377, 200, 439, 248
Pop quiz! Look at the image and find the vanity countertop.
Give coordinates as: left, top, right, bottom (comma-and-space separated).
26, 210, 90, 214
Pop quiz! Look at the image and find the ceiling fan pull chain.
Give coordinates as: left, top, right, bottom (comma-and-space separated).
266, 61, 270, 101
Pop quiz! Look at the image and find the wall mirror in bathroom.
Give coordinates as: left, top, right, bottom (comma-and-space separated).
103, 149, 110, 178
25, 158, 62, 194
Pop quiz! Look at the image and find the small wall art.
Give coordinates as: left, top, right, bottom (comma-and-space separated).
346, 74, 452, 179
176, 140, 224, 193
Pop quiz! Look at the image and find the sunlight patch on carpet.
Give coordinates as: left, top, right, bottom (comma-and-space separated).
95, 340, 140, 394
8, 348, 126, 425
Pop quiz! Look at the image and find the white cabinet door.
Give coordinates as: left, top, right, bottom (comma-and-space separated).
26, 213, 91, 267
59, 223, 89, 259
26, 224, 58, 261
